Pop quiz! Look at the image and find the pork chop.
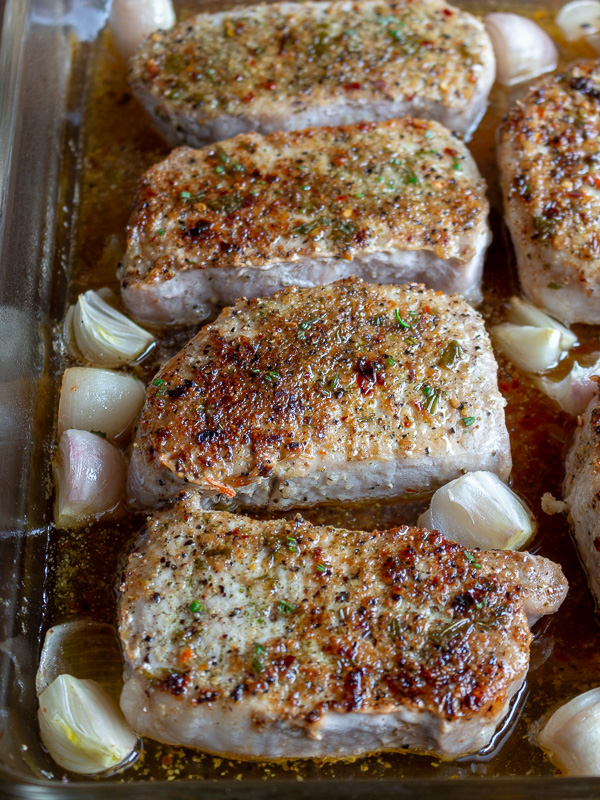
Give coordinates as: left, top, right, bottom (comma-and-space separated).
564, 385, 600, 607
498, 61, 600, 325
127, 278, 511, 510
128, 0, 495, 147
119, 119, 491, 327
118, 498, 568, 760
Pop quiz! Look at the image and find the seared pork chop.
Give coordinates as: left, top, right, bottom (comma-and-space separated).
127, 278, 511, 510
564, 386, 600, 606
120, 120, 491, 327
118, 498, 568, 760
498, 62, 600, 325
128, 0, 495, 147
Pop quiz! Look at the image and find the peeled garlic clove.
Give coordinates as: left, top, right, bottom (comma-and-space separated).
110, 0, 176, 61
492, 323, 562, 373
485, 13, 558, 87
54, 430, 126, 529
533, 356, 600, 416
38, 675, 138, 775
538, 687, 600, 775
58, 367, 145, 441
417, 471, 537, 550
36, 622, 123, 699
64, 290, 154, 368
506, 297, 578, 351
556, 0, 600, 48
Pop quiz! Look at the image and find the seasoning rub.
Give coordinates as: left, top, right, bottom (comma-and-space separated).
120, 119, 490, 326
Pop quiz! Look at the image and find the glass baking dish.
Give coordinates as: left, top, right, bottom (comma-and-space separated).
1, 0, 600, 796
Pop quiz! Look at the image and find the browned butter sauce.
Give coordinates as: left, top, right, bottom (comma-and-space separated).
46, 0, 600, 782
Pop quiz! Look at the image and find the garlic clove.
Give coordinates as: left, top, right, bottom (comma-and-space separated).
64, 290, 154, 368
485, 13, 558, 87
38, 675, 138, 775
110, 0, 176, 61
58, 367, 145, 441
556, 0, 600, 49
54, 430, 126, 529
491, 323, 562, 373
417, 471, 537, 550
506, 296, 577, 351
538, 687, 600, 775
36, 621, 123, 699
533, 356, 600, 416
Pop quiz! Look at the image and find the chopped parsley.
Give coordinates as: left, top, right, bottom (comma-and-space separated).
286, 536, 299, 553
189, 600, 205, 613
465, 552, 482, 569
179, 191, 191, 199
278, 600, 296, 614
394, 309, 410, 329
316, 562, 327, 573
264, 370, 280, 384
387, 356, 396, 366
462, 416, 476, 427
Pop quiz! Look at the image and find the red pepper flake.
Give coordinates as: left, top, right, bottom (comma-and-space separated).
335, 195, 348, 202
343, 82, 362, 91
421, 40, 434, 48
162, 756, 172, 767
444, 147, 459, 157
264, 81, 277, 91
146, 60, 159, 78
443, 7, 453, 14
241, 91, 255, 103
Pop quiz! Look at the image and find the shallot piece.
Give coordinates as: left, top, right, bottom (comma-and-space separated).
533, 357, 600, 416
109, 0, 176, 61
538, 687, 600, 775
556, 1, 600, 52
491, 323, 562, 373
54, 430, 126, 529
38, 675, 138, 775
484, 13, 558, 86
58, 367, 145, 441
417, 471, 536, 550
64, 290, 154, 368
506, 296, 577, 351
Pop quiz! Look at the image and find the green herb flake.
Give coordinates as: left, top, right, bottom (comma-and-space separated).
252, 657, 265, 673
189, 600, 205, 613
465, 552, 482, 569
422, 384, 432, 398
179, 191, 191, 199
90, 430, 106, 439
394, 309, 410, 329
355, 192, 365, 199
264, 370, 280, 384
387, 356, 396, 366
330, 374, 339, 391
438, 340, 462, 369
424, 388, 441, 415
424, 129, 434, 140
152, 378, 166, 396
255, 643, 266, 656
404, 336, 418, 346
158, 228, 165, 236
462, 416, 476, 427
316, 562, 327, 573
215, 165, 225, 174
548, 282, 563, 290
389, 618, 402, 639
286, 536, 299, 553
278, 600, 296, 614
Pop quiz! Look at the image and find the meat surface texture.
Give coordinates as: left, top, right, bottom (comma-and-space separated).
128, 0, 495, 147
128, 278, 511, 510
118, 498, 568, 760
498, 62, 600, 325
119, 120, 491, 327
564, 387, 600, 607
